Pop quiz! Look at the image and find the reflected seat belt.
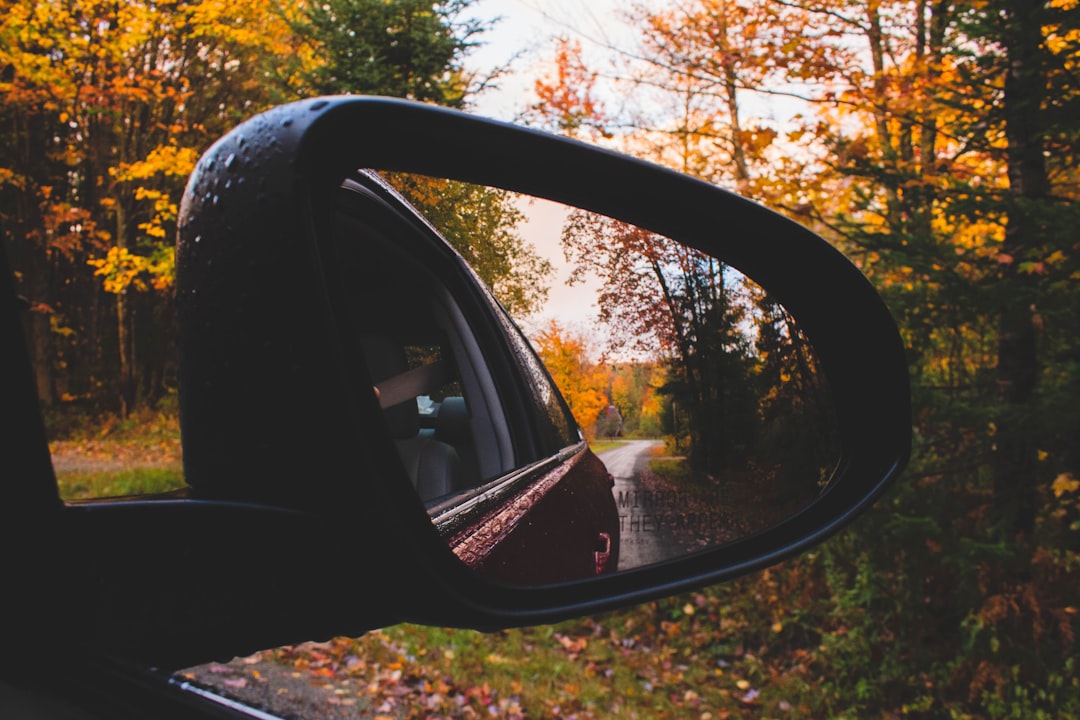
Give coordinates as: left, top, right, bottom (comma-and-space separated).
374, 361, 444, 409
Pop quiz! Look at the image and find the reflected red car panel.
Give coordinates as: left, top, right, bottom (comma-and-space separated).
445, 446, 619, 584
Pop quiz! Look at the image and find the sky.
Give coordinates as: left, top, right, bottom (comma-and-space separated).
463, 0, 633, 122
463, 0, 806, 126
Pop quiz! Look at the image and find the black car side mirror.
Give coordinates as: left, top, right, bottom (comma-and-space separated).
1, 96, 909, 671
174, 96, 909, 631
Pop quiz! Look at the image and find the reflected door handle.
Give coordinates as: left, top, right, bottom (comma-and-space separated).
595, 532, 612, 575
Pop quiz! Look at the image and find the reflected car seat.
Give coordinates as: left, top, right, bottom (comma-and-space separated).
359, 334, 460, 501
434, 396, 479, 489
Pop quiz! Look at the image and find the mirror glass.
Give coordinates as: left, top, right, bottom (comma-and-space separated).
335, 171, 840, 586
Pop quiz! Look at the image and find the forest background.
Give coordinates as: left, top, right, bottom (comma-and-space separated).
2, 0, 1079, 717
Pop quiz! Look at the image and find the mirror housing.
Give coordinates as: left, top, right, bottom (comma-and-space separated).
175, 96, 909, 631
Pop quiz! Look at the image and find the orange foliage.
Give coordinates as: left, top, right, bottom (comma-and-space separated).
527, 38, 608, 139
532, 319, 609, 436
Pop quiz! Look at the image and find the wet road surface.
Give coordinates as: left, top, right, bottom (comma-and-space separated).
594, 440, 687, 571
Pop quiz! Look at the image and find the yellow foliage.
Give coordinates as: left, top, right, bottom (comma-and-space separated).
88, 246, 174, 294
111, 145, 199, 183
1052, 473, 1080, 499
1044, 250, 1068, 266
0, 167, 26, 189
137, 222, 168, 239
49, 314, 76, 338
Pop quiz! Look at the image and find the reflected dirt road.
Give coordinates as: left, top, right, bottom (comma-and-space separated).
594, 440, 686, 571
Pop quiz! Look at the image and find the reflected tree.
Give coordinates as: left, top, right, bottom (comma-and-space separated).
387, 174, 553, 317
562, 211, 760, 475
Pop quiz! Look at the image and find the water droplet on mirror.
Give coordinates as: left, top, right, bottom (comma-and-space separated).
194, 235, 202, 244
224, 153, 237, 170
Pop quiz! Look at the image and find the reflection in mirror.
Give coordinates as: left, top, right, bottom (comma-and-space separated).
554, 207, 840, 570
341, 172, 839, 585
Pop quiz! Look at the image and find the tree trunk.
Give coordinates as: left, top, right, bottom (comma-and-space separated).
993, 0, 1046, 537
7, 108, 57, 407
115, 204, 136, 417
866, 0, 904, 230
717, 0, 750, 189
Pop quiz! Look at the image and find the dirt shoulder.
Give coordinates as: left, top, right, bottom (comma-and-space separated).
49, 439, 182, 474
177, 648, 384, 720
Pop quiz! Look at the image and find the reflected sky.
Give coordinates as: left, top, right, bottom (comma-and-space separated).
508, 196, 602, 338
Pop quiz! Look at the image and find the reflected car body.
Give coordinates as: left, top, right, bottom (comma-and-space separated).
442, 446, 620, 583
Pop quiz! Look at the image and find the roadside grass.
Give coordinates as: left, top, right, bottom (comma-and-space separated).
644, 449, 812, 551
57, 465, 185, 500
48, 407, 185, 500
204, 576, 815, 719
290, 590, 794, 718
588, 439, 628, 454
649, 455, 691, 481
382, 622, 637, 717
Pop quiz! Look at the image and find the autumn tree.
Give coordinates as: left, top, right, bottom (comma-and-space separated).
532, 319, 609, 437
559, 211, 760, 473
384, 175, 553, 317
765, 0, 1080, 539
0, 0, 315, 414
789, 0, 1078, 709
609, 362, 667, 437
524, 1, 801, 194
522, 38, 609, 139
973, 0, 1080, 535
1, 0, 525, 416
752, 292, 837, 485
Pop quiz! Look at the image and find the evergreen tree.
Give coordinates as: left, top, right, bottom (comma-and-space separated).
298, 0, 485, 106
